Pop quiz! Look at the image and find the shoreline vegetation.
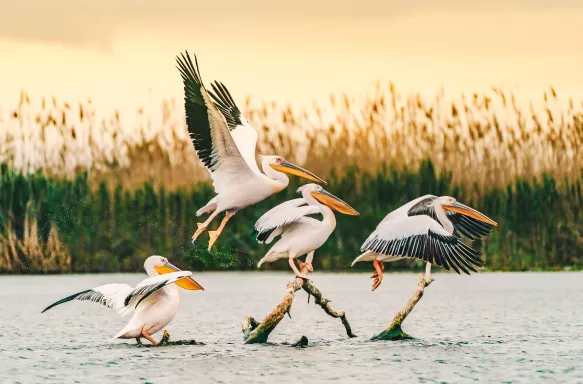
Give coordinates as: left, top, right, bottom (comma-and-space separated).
1, 84, 582, 274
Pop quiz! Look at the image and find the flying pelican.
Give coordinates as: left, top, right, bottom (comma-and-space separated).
254, 184, 359, 278
41, 256, 204, 345
351, 195, 497, 290
176, 51, 326, 250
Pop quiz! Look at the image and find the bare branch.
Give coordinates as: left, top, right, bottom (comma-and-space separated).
371, 273, 433, 341
242, 266, 356, 344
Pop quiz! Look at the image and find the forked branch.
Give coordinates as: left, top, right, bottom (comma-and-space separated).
242, 266, 356, 344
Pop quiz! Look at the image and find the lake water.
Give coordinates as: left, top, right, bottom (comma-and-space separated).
1, 272, 582, 383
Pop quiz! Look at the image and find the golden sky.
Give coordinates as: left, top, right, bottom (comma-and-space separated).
1, 0, 582, 116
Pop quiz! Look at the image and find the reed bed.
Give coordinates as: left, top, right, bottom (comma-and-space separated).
2, 85, 582, 188
0, 85, 582, 273
0, 161, 581, 273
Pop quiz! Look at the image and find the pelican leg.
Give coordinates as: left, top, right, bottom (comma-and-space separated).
208, 211, 234, 250
192, 210, 220, 242
425, 262, 433, 284
298, 251, 314, 273
135, 337, 142, 345
141, 330, 159, 345
289, 258, 309, 279
371, 259, 384, 291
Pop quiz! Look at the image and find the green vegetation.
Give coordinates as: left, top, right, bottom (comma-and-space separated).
1, 84, 582, 273
1, 161, 581, 273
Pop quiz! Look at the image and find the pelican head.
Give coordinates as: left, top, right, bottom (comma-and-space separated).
144, 255, 204, 290
298, 184, 359, 216
435, 196, 498, 226
264, 156, 327, 184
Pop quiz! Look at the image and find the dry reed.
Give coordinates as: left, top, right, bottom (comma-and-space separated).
1, 84, 581, 190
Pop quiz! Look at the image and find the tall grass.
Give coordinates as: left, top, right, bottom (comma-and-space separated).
2, 85, 582, 189
0, 161, 581, 273
0, 85, 582, 273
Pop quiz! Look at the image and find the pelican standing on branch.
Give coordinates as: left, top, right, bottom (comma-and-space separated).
254, 184, 359, 278
176, 52, 326, 250
351, 195, 497, 290
42, 256, 204, 345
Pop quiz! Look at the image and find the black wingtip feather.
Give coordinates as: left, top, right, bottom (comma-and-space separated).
41, 289, 93, 313
176, 51, 223, 171
256, 227, 276, 243
208, 80, 242, 129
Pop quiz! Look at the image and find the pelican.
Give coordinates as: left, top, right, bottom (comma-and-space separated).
41, 256, 204, 345
351, 195, 497, 290
254, 184, 359, 278
176, 52, 326, 250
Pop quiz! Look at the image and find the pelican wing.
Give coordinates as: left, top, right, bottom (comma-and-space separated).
41, 283, 134, 315
253, 198, 323, 243
176, 52, 255, 194
406, 195, 438, 221
209, 81, 261, 176
353, 215, 483, 274
380, 194, 437, 224
124, 271, 192, 309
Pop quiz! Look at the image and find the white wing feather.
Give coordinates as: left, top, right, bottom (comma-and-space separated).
42, 283, 134, 316
254, 199, 323, 243
230, 118, 261, 176
379, 195, 437, 224
42, 271, 193, 316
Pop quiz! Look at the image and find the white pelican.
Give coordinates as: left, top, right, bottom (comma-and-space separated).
351, 195, 497, 290
254, 184, 359, 278
176, 52, 326, 250
41, 256, 204, 345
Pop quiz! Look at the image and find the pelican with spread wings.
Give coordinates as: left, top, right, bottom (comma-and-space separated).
254, 184, 359, 278
176, 52, 326, 250
351, 195, 497, 290
42, 256, 204, 345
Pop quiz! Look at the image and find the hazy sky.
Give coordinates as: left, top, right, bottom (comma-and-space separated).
1, 0, 582, 115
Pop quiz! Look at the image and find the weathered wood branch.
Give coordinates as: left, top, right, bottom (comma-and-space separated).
371, 273, 433, 341
242, 267, 356, 344
303, 279, 357, 338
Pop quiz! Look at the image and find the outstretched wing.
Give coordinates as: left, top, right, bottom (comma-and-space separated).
209, 81, 261, 176
124, 271, 193, 309
253, 198, 323, 243
176, 52, 255, 194
353, 215, 483, 274
41, 283, 134, 316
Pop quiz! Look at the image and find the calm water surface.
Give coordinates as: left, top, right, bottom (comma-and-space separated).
1, 272, 582, 383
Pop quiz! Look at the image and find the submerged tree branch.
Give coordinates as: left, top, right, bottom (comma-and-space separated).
242, 266, 356, 344
371, 273, 433, 341
302, 279, 357, 338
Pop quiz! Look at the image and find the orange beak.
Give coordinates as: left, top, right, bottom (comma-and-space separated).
270, 160, 327, 184
154, 261, 204, 291
443, 202, 498, 226
311, 190, 359, 216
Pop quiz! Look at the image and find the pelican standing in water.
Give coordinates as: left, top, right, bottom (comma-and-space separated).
351, 195, 497, 290
254, 184, 359, 278
176, 52, 326, 250
42, 256, 204, 345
